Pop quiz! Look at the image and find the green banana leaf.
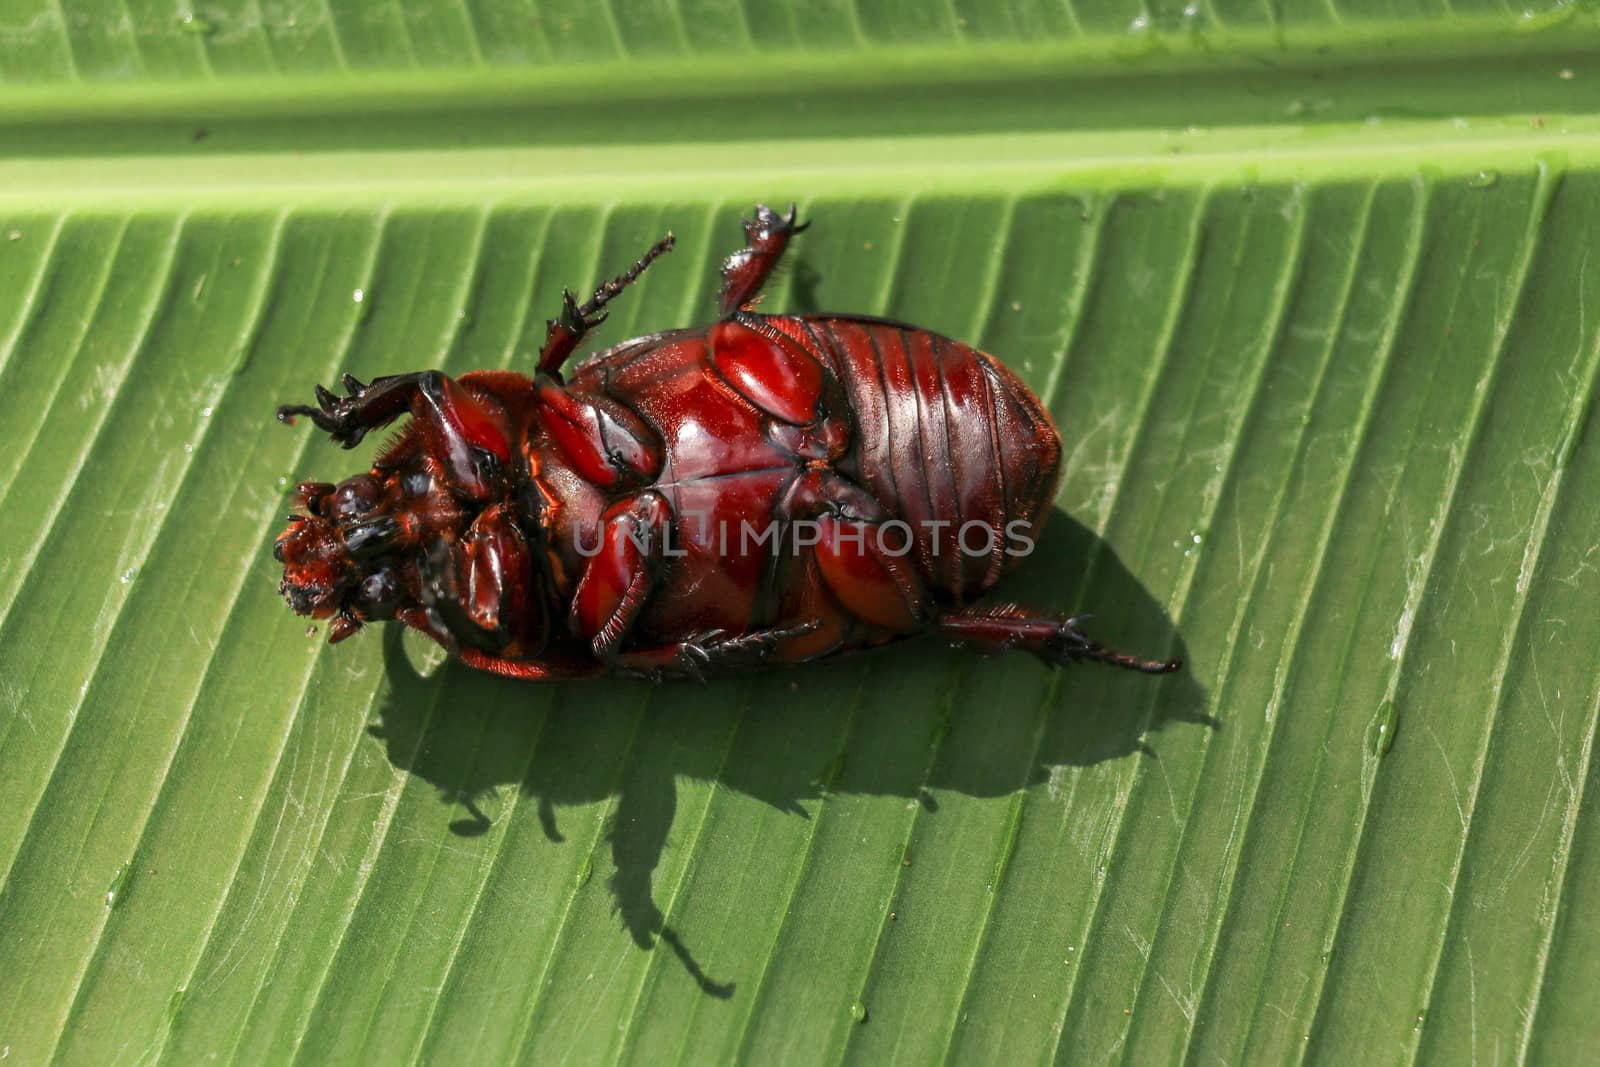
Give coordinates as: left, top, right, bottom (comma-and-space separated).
2, 3, 1600, 1063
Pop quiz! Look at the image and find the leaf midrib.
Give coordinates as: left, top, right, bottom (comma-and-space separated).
2, 37, 1599, 210
0, 119, 1591, 212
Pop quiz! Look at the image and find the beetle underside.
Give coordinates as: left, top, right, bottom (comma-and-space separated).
276, 205, 1180, 681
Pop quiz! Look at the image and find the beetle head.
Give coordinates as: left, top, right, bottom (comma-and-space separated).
276, 473, 409, 641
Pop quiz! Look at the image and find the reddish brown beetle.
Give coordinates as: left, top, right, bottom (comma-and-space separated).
275, 205, 1179, 681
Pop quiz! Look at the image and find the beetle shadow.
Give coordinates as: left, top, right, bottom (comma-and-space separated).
366, 510, 1213, 999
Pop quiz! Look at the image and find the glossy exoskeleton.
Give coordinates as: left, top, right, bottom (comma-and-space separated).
275, 205, 1179, 681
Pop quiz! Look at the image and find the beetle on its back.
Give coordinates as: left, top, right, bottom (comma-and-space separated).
275, 205, 1179, 681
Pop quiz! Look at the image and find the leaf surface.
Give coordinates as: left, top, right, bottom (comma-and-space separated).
1, 5, 1599, 1064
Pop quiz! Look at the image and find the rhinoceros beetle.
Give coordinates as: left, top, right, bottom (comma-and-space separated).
275, 205, 1180, 681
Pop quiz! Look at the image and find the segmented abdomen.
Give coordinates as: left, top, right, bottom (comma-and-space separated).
803, 316, 1062, 606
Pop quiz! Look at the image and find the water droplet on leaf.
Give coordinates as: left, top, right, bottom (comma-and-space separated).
106, 862, 130, 907
1369, 700, 1399, 755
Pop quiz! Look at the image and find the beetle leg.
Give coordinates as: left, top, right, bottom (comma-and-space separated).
935, 604, 1181, 675
709, 314, 852, 463
569, 491, 673, 659
566, 496, 820, 681
416, 505, 548, 657
778, 469, 928, 633
537, 233, 676, 378
278, 371, 512, 501
708, 313, 831, 426
535, 382, 664, 489
277, 373, 420, 448
609, 622, 821, 682
719, 203, 807, 316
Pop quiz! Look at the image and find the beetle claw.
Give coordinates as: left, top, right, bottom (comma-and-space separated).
277, 384, 372, 448
748, 202, 806, 240
558, 288, 581, 325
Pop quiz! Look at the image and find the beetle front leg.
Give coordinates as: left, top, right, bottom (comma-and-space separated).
935, 604, 1181, 675
278, 370, 512, 501
719, 203, 806, 317
277, 372, 415, 448
417, 504, 547, 658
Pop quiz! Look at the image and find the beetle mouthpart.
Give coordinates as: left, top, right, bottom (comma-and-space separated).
280, 579, 326, 616
343, 516, 399, 558
276, 511, 357, 617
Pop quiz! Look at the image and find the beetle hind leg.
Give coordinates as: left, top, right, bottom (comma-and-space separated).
937, 604, 1180, 675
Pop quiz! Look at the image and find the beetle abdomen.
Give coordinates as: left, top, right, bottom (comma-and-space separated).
809, 316, 1062, 605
